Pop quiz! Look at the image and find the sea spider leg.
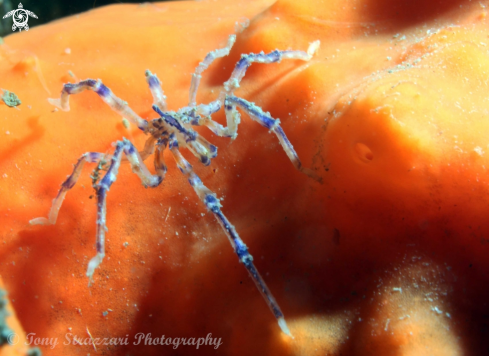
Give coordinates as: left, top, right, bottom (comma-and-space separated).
137, 136, 157, 162
188, 34, 236, 107
225, 95, 319, 180
48, 77, 158, 162
154, 138, 169, 178
167, 133, 293, 337
217, 40, 320, 139
86, 138, 165, 282
31, 138, 166, 282
29, 152, 106, 226
194, 42, 320, 180
221, 40, 320, 102
145, 70, 168, 112
48, 79, 149, 132
190, 41, 320, 143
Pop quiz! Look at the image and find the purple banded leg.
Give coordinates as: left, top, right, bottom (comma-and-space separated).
31, 137, 166, 282
188, 35, 236, 107
48, 79, 149, 132
154, 138, 168, 178
194, 135, 218, 161
87, 138, 165, 281
224, 95, 319, 181
167, 133, 293, 337
145, 70, 167, 112
30, 152, 106, 226
206, 41, 320, 139
121, 136, 156, 165
220, 41, 320, 101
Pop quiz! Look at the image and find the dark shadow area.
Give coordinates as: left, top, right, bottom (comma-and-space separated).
0, 116, 45, 168
362, 0, 472, 30
0, 0, 175, 37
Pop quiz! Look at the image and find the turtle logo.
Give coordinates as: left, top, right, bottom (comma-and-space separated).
3, 3, 38, 32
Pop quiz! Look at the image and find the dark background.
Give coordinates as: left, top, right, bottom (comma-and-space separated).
0, 0, 176, 37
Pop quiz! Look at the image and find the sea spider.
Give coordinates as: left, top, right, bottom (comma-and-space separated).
30, 33, 320, 336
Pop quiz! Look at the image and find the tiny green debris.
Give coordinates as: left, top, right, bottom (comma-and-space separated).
90, 157, 109, 188
0, 289, 15, 346
122, 118, 130, 129
1, 90, 21, 107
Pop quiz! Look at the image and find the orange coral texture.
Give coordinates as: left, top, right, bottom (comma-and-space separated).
1, 0, 489, 355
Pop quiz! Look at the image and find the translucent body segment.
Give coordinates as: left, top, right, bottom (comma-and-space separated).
145, 70, 167, 112
48, 79, 149, 132
223, 102, 241, 139
195, 135, 218, 159
196, 116, 230, 137
179, 100, 221, 122
167, 134, 292, 337
186, 140, 213, 166
154, 139, 168, 178
185, 101, 238, 139
120, 136, 155, 166
189, 35, 236, 107
195, 100, 221, 117
88, 187, 107, 283
29, 152, 104, 226
122, 138, 163, 188
137, 136, 157, 162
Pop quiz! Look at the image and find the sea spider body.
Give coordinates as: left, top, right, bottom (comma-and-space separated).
30, 33, 320, 336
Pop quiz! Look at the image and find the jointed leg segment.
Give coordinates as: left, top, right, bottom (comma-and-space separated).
31, 138, 166, 282
225, 95, 319, 179
146, 70, 168, 112
192, 40, 320, 141
30, 151, 105, 226
167, 133, 293, 336
221, 42, 319, 100
90, 138, 167, 280
48, 79, 149, 132
188, 35, 236, 107
192, 38, 320, 179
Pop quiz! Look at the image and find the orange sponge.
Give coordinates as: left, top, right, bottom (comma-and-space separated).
1, 0, 489, 355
